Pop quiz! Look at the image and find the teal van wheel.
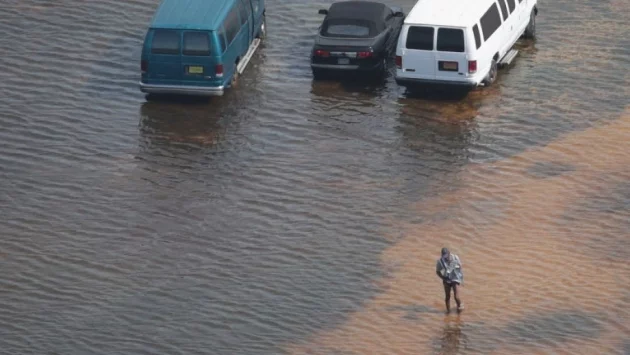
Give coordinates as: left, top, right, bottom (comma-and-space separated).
230, 71, 239, 88
257, 15, 266, 40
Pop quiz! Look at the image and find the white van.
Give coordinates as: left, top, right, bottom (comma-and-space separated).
395, 0, 537, 87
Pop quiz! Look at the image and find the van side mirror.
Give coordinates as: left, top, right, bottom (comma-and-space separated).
318, 9, 328, 15
394, 10, 404, 17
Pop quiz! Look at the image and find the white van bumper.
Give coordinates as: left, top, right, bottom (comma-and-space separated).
139, 82, 225, 97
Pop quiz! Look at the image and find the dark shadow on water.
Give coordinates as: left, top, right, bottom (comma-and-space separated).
562, 180, 630, 261
386, 304, 444, 321
526, 161, 576, 179
499, 312, 603, 344
458, 311, 604, 353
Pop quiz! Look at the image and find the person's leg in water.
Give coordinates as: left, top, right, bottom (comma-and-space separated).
452, 283, 463, 311
443, 281, 452, 313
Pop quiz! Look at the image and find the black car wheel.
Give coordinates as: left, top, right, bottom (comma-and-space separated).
380, 57, 388, 76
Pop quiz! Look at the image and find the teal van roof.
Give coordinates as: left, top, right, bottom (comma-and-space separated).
150, 0, 233, 30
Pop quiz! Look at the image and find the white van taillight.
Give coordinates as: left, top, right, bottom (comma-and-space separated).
395, 55, 402, 69
141, 60, 148, 73
215, 64, 224, 78
468, 60, 477, 74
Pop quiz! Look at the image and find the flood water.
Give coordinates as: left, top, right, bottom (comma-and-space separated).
1, 0, 629, 354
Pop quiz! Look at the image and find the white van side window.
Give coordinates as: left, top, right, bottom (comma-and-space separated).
406, 26, 434, 50
472, 25, 482, 49
436, 28, 465, 52
506, 0, 516, 13
480, 3, 502, 41
498, 0, 510, 21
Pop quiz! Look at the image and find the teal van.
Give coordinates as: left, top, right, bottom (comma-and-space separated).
139, 0, 266, 97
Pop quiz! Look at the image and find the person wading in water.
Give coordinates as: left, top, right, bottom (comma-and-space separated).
436, 247, 464, 313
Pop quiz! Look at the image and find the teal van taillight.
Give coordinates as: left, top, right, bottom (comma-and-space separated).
139, 0, 267, 98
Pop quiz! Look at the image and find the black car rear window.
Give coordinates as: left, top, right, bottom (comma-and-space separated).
151, 30, 180, 55
437, 28, 465, 52
321, 19, 375, 38
183, 32, 211, 56
406, 26, 434, 50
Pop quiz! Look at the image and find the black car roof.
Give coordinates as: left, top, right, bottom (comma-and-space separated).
326, 1, 391, 24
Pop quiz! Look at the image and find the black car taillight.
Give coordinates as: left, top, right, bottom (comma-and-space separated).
314, 49, 330, 57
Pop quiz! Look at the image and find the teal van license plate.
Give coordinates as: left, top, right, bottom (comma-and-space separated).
187, 66, 204, 74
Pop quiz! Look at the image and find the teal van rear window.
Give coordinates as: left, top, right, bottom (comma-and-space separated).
151, 30, 180, 54
183, 32, 211, 56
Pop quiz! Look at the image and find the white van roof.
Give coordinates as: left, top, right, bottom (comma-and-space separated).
405, 0, 496, 28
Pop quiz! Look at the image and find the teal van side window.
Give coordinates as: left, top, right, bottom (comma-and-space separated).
238, 1, 248, 26
217, 26, 227, 53
183, 32, 211, 56
224, 6, 240, 44
151, 30, 180, 54
253, 0, 259, 14
240, 0, 252, 17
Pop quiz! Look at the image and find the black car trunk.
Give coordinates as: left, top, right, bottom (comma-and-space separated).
312, 36, 380, 67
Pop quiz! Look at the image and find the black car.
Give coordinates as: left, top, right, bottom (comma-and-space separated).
311, 1, 404, 79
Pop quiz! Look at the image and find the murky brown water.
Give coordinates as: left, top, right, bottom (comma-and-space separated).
1, 0, 629, 354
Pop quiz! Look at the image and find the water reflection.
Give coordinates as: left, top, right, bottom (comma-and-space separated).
139, 100, 228, 148
434, 316, 468, 355
309, 74, 388, 101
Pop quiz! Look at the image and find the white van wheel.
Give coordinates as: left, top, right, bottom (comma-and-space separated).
524, 11, 536, 39
483, 60, 498, 86
257, 15, 266, 40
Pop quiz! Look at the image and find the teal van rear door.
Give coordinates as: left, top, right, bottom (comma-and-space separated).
148, 29, 181, 83
180, 31, 221, 85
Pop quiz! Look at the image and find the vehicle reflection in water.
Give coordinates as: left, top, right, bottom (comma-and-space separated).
139, 99, 228, 149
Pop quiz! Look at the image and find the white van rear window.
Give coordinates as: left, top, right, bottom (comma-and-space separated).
406, 26, 434, 50
437, 28, 464, 52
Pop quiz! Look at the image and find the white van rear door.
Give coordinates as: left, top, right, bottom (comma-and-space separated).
434, 27, 468, 83
401, 25, 436, 80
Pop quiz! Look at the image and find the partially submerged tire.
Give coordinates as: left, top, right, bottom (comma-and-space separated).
379, 57, 388, 77
482, 59, 498, 87
230, 65, 239, 88
524, 10, 536, 39
257, 15, 266, 40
